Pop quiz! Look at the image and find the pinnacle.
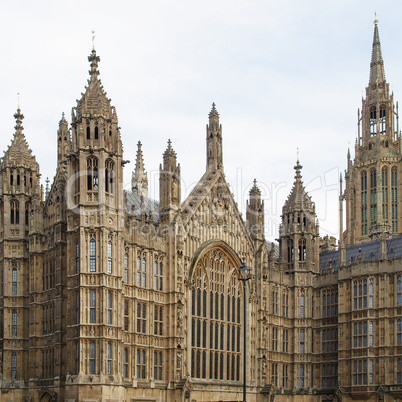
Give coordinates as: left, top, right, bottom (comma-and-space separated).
14, 108, 24, 132
294, 159, 303, 181
88, 48, 100, 81
209, 102, 219, 118
135, 141, 145, 175
368, 16, 386, 88
164, 139, 177, 157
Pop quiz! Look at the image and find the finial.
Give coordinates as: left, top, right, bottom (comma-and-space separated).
297, 147, 299, 162
17, 92, 20, 109
92, 30, 95, 50
374, 12, 378, 26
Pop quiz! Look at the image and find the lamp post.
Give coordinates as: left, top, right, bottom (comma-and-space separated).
238, 261, 251, 402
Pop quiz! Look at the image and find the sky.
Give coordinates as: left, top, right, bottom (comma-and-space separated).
0, 1, 401, 241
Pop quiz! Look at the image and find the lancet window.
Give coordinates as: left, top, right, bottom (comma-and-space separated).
392, 167, 398, 232
361, 171, 368, 235
87, 157, 99, 191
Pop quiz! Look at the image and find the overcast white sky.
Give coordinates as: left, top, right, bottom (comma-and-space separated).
0, 1, 401, 241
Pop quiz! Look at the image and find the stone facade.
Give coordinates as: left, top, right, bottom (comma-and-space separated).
1, 19, 402, 402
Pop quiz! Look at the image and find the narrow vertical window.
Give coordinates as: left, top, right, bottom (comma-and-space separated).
124, 253, 129, 284
382, 167, 388, 221
154, 260, 163, 291
361, 171, 368, 235
370, 107, 377, 137
12, 268, 17, 295
137, 349, 146, 379
25, 202, 29, 225
108, 291, 112, 325
107, 241, 112, 274
124, 348, 129, 378
397, 319, 402, 346
142, 258, 146, 287
11, 352, 17, 380
105, 160, 114, 194
107, 342, 112, 374
300, 329, 305, 353
300, 364, 305, 388
94, 126, 99, 140
398, 359, 402, 384
86, 126, 90, 140
90, 290, 96, 323
87, 157, 99, 191
124, 300, 129, 331
370, 169, 377, 224
137, 256, 141, 287
154, 351, 163, 380
392, 167, 398, 232
12, 310, 17, 337
89, 342, 95, 374
76, 241, 80, 273
76, 291, 80, 324
397, 276, 402, 306
89, 235, 96, 272
300, 292, 305, 318
379, 105, 386, 135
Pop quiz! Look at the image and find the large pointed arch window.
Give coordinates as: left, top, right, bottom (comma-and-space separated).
10, 200, 19, 225
191, 247, 242, 382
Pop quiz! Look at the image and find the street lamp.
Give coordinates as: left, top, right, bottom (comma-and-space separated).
238, 261, 252, 402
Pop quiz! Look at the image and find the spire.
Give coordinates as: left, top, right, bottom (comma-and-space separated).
132, 141, 148, 197
369, 14, 386, 88
88, 49, 100, 82
206, 103, 223, 171
164, 139, 177, 159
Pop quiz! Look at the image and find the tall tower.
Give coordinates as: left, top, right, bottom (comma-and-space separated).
206, 103, 223, 171
344, 18, 401, 245
0, 108, 40, 384
65, 47, 125, 397
246, 179, 265, 242
279, 160, 319, 273
159, 139, 180, 223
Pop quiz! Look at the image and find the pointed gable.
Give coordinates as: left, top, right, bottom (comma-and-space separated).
75, 49, 115, 120
3, 108, 39, 170
283, 160, 315, 215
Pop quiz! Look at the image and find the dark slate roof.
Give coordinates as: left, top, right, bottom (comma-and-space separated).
126, 192, 159, 223
319, 235, 402, 274
266, 241, 280, 260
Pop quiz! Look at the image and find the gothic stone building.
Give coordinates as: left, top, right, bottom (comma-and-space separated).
1, 20, 402, 402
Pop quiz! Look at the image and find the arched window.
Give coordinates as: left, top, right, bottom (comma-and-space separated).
105, 160, 114, 194
392, 167, 398, 232
94, 126, 99, 140
361, 171, 368, 235
12, 310, 17, 337
369, 279, 374, 308
86, 126, 90, 140
25, 202, 29, 226
397, 276, 402, 306
300, 292, 305, 318
89, 342, 96, 374
87, 157, 98, 191
89, 235, 96, 272
370, 169, 377, 224
137, 257, 141, 287
379, 105, 386, 135
12, 268, 17, 295
10, 171, 13, 186
10, 200, 19, 225
397, 319, 402, 346
298, 239, 306, 262
382, 167, 388, 221
90, 290, 96, 323
287, 240, 294, 263
107, 241, 112, 274
369, 321, 374, 347
370, 107, 377, 137
191, 247, 242, 381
